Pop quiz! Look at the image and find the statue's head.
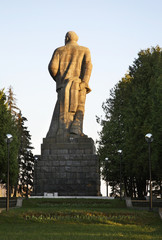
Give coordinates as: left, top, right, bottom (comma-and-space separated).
65, 31, 79, 45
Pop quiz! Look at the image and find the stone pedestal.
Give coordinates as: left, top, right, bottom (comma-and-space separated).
33, 137, 100, 196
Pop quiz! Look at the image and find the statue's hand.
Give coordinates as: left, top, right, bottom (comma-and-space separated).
80, 82, 86, 90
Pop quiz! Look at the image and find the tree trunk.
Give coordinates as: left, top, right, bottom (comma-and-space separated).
136, 178, 146, 199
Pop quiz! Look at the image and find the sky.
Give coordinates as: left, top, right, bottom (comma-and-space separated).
1, 0, 162, 195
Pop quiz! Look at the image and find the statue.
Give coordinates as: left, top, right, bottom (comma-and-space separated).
47, 31, 92, 139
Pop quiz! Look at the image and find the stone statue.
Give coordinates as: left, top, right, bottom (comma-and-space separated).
47, 31, 92, 139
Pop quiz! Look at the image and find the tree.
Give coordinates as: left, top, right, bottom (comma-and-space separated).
0, 86, 35, 197
18, 149, 35, 197
5, 87, 35, 197
6, 86, 19, 116
97, 46, 162, 198
0, 89, 19, 191
16, 111, 34, 197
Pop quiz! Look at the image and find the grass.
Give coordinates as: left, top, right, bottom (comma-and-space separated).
0, 198, 162, 240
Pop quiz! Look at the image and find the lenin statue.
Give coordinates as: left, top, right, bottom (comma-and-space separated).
47, 31, 92, 139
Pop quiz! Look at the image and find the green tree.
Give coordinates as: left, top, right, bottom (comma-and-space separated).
97, 46, 162, 198
18, 149, 35, 197
0, 86, 35, 197
0, 89, 19, 190
5, 87, 35, 197
16, 111, 34, 197
6, 86, 19, 116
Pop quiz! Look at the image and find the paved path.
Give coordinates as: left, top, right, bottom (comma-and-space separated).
30, 196, 114, 199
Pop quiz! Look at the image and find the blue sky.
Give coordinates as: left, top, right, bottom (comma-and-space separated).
1, 0, 162, 156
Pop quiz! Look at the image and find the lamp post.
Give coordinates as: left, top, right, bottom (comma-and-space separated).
34, 156, 38, 196
145, 133, 153, 211
26, 148, 32, 198
6, 134, 13, 211
105, 157, 109, 197
117, 150, 122, 199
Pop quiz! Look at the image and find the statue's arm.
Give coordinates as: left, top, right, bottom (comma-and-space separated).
48, 50, 59, 81
80, 48, 92, 93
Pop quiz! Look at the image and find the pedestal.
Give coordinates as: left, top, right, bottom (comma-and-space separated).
33, 137, 100, 196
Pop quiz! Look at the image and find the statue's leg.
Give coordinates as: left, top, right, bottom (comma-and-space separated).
56, 88, 65, 136
57, 81, 74, 136
69, 81, 80, 112
70, 88, 86, 135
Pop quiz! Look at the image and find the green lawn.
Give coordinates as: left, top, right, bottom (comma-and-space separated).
0, 198, 162, 240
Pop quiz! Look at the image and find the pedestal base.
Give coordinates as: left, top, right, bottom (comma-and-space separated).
33, 137, 100, 196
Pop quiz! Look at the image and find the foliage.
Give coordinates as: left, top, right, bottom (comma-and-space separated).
0, 86, 34, 196
16, 111, 34, 197
6, 86, 19, 116
97, 46, 162, 198
0, 89, 19, 187
18, 148, 35, 197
